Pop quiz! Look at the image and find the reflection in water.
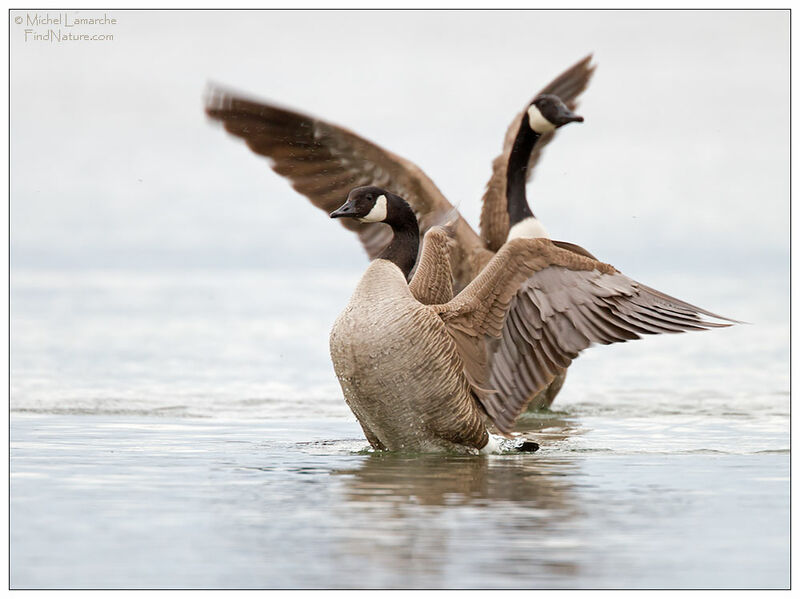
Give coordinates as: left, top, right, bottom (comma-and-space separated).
336, 452, 578, 508
326, 414, 587, 588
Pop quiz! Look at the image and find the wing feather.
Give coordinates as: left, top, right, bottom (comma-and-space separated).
206, 87, 457, 259
409, 227, 455, 305
433, 238, 734, 432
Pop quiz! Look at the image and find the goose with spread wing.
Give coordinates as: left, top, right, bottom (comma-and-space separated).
205, 57, 594, 410
328, 187, 734, 453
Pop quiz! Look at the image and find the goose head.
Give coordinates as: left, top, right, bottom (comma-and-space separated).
526, 94, 584, 134
331, 186, 420, 277
330, 186, 403, 224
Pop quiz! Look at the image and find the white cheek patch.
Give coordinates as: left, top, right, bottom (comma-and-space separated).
508, 216, 550, 240
527, 104, 556, 134
357, 194, 388, 223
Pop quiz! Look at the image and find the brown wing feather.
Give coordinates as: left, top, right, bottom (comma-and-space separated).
550, 239, 599, 260
205, 86, 456, 259
436, 238, 735, 432
487, 267, 736, 430
435, 238, 607, 430
409, 227, 455, 305
480, 55, 596, 251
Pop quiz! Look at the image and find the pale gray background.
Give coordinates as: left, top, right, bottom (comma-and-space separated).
11, 9, 788, 274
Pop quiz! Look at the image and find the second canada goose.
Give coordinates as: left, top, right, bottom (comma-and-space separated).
205, 57, 593, 411
328, 187, 734, 453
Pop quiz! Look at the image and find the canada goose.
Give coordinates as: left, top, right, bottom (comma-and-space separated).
328, 187, 734, 453
205, 57, 593, 410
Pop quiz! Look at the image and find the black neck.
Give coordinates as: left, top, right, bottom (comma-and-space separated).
378, 199, 419, 280
506, 118, 541, 226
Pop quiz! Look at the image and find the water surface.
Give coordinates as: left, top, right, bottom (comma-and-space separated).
10, 269, 789, 588
11, 412, 788, 589
10, 268, 789, 588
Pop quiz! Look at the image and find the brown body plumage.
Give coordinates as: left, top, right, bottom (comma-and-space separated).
330, 259, 488, 453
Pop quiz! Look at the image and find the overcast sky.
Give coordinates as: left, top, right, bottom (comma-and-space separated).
10, 9, 788, 281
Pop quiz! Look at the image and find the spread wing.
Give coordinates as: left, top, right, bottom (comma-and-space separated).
436, 238, 735, 433
480, 55, 597, 251
409, 227, 455, 305
490, 269, 735, 423
205, 87, 457, 259
434, 238, 604, 432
